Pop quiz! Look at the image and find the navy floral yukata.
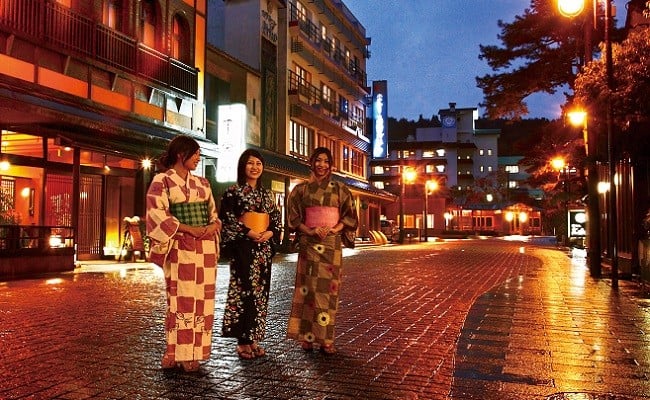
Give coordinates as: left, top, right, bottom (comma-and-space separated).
219, 183, 282, 342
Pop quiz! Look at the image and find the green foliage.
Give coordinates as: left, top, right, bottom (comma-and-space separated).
574, 27, 650, 129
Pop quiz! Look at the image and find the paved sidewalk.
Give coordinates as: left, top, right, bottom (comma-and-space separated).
0, 239, 648, 399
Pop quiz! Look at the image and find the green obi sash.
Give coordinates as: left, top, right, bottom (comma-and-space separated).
170, 201, 209, 227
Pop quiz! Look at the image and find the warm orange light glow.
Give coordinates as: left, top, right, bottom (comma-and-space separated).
426, 180, 438, 194
505, 212, 514, 222
557, 0, 585, 17
403, 167, 417, 184
551, 158, 566, 171
519, 212, 528, 223
567, 110, 587, 126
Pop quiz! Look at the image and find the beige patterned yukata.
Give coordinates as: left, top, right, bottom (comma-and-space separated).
286, 178, 357, 346
146, 169, 219, 363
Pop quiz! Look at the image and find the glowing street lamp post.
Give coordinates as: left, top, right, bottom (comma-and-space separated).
558, 0, 615, 285
423, 180, 438, 242
551, 157, 569, 246
567, 110, 602, 276
398, 167, 417, 244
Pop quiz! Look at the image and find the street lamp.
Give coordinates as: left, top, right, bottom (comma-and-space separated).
423, 180, 438, 242
566, 109, 602, 276
558, 0, 616, 286
551, 157, 569, 246
398, 167, 417, 244
557, 0, 585, 17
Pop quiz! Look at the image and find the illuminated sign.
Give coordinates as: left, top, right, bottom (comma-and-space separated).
372, 80, 388, 159
568, 209, 586, 238
217, 104, 247, 182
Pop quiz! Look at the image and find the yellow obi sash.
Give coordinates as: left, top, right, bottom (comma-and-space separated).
240, 211, 269, 232
304, 206, 339, 228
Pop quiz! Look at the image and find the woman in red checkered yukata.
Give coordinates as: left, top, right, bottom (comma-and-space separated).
146, 135, 222, 372
286, 147, 358, 355
219, 149, 282, 360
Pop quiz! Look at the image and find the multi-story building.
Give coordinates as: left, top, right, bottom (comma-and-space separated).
207, 0, 394, 242
0, 0, 212, 277
369, 103, 540, 236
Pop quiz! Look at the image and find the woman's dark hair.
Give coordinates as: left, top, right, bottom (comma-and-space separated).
237, 148, 265, 186
309, 147, 333, 170
158, 135, 200, 170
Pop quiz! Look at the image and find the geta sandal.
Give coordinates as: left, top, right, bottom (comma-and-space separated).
320, 344, 336, 355
179, 361, 200, 372
161, 354, 177, 369
251, 343, 266, 357
237, 345, 255, 360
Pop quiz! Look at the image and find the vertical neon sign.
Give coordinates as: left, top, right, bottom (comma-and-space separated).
372, 80, 388, 159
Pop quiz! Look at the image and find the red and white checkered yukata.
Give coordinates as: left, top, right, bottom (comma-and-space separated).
146, 168, 219, 364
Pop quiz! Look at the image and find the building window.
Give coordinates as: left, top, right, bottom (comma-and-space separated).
103, 0, 122, 30
399, 150, 413, 159
422, 150, 434, 158
339, 95, 348, 118
321, 83, 334, 113
488, 149, 493, 156
436, 165, 445, 173
508, 181, 517, 189
505, 165, 519, 173
296, 1, 308, 23
290, 121, 312, 158
342, 145, 350, 172
479, 165, 484, 172
488, 166, 493, 172
436, 149, 445, 157
373, 166, 384, 174
140, 0, 158, 49
296, 65, 310, 85
0, 178, 15, 212
479, 149, 484, 156
373, 182, 385, 190
172, 14, 191, 63
350, 149, 364, 176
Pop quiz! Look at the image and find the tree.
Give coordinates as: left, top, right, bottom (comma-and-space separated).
477, 0, 607, 119
574, 27, 650, 131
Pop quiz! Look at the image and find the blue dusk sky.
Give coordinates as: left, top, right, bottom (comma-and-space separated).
344, 1, 601, 121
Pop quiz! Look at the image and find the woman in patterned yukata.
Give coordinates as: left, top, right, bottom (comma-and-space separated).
286, 147, 358, 354
219, 149, 282, 360
146, 135, 221, 372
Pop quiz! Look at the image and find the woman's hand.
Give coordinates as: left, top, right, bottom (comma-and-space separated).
197, 220, 221, 239
312, 226, 329, 240
247, 230, 272, 243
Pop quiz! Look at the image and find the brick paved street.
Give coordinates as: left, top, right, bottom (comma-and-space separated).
0, 238, 648, 399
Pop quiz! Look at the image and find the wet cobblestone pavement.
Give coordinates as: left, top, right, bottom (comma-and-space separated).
0, 238, 648, 399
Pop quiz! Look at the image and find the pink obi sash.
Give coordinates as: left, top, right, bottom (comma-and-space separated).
239, 211, 269, 232
304, 206, 339, 228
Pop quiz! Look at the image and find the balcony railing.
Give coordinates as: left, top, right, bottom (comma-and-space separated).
0, 0, 197, 97
0, 225, 74, 253
288, 70, 365, 133
288, 2, 367, 88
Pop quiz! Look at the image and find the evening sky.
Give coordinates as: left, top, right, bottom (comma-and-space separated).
345, 1, 575, 121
